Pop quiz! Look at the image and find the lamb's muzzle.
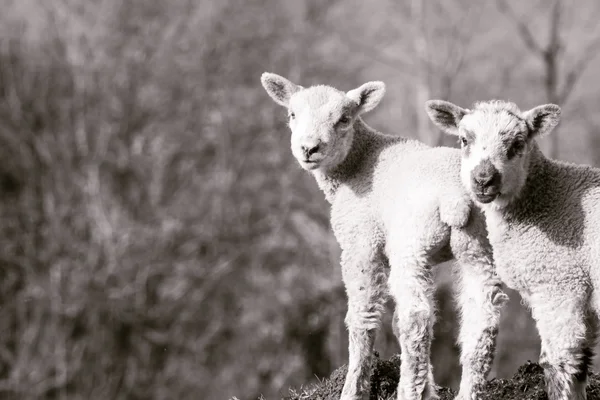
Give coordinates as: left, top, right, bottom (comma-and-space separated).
471, 158, 501, 203
301, 141, 321, 158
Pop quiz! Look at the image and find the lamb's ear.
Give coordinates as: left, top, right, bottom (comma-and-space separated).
261, 72, 303, 107
346, 81, 386, 114
522, 104, 561, 139
425, 100, 468, 136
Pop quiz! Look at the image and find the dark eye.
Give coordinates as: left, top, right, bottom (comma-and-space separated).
459, 136, 468, 147
289, 111, 295, 120
338, 115, 350, 125
512, 140, 524, 152
507, 139, 525, 159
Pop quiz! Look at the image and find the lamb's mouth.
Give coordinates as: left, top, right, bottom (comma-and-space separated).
301, 159, 321, 170
474, 191, 500, 204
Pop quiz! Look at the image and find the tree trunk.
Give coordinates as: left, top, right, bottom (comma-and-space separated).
411, 0, 431, 143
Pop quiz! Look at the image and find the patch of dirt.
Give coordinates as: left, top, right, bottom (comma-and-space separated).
284, 354, 600, 400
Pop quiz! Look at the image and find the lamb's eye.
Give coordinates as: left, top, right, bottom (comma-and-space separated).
459, 136, 468, 147
289, 111, 295, 120
338, 115, 350, 125
512, 140, 524, 152
508, 139, 525, 157
506, 139, 526, 159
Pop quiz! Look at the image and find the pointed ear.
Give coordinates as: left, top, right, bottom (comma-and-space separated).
522, 104, 561, 139
261, 72, 303, 107
346, 81, 386, 114
425, 100, 468, 136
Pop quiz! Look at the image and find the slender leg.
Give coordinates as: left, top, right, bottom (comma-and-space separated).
531, 293, 590, 400
574, 312, 598, 395
340, 247, 388, 400
392, 306, 436, 391
454, 263, 507, 399
388, 253, 438, 400
451, 211, 508, 400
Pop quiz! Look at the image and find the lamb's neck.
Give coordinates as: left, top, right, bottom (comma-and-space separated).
313, 118, 378, 203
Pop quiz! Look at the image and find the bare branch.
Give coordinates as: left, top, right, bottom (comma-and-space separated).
560, 37, 600, 103
317, 27, 416, 75
303, 0, 419, 76
433, 0, 473, 22
388, 0, 412, 18
547, 0, 563, 56
496, 0, 543, 54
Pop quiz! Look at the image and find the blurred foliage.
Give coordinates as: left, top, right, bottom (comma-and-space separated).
0, 1, 599, 400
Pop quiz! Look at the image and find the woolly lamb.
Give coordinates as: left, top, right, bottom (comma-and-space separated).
261, 73, 508, 400
425, 99, 600, 400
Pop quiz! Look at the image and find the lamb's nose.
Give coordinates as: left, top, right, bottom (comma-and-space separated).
473, 159, 501, 188
302, 143, 320, 157
474, 172, 498, 188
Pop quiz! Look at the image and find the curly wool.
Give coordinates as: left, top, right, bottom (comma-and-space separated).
426, 98, 600, 400
261, 74, 507, 400
481, 143, 600, 400
484, 144, 600, 293
317, 119, 503, 400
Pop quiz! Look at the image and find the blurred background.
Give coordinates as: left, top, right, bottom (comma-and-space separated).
0, 0, 600, 399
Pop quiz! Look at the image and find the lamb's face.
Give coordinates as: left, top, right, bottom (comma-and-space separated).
457, 104, 532, 206
425, 100, 561, 208
261, 72, 386, 172
287, 87, 358, 171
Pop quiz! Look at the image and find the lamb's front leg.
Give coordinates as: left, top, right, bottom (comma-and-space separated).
454, 263, 507, 400
388, 253, 438, 400
451, 219, 508, 400
340, 248, 389, 400
531, 292, 591, 400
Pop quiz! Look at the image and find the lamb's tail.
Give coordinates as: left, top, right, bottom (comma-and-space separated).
439, 194, 472, 229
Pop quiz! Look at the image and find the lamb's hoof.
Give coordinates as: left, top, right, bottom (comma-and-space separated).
339, 394, 368, 400
397, 392, 439, 400
424, 382, 440, 400
425, 387, 440, 400
397, 384, 439, 400
453, 391, 477, 400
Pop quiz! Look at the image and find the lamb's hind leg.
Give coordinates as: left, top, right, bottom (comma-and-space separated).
452, 223, 508, 400
531, 292, 591, 400
340, 246, 389, 400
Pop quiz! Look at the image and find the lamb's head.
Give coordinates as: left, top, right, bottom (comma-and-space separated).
261, 72, 385, 171
425, 99, 561, 207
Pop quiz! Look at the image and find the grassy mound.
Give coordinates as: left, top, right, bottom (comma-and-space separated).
285, 353, 600, 400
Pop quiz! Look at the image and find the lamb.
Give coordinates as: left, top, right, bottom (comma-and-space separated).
425, 99, 600, 400
260, 72, 508, 400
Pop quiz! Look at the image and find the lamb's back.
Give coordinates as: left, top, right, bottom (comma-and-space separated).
329, 137, 473, 253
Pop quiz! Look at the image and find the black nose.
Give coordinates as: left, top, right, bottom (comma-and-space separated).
472, 159, 501, 188
302, 143, 320, 157
474, 172, 500, 188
